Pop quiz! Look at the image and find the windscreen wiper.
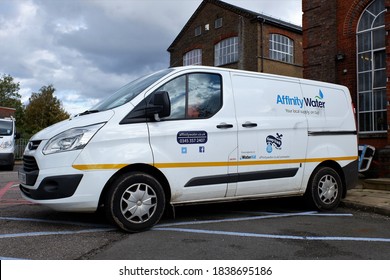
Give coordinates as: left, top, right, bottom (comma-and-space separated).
78, 110, 99, 116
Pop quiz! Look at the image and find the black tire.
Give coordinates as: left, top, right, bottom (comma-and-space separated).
305, 167, 343, 210
105, 172, 166, 232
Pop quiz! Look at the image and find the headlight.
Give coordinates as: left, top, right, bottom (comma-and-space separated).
43, 123, 105, 155
0, 140, 13, 149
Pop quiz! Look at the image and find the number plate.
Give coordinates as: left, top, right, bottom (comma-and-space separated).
18, 171, 27, 184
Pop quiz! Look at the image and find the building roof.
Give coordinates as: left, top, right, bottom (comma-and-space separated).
167, 0, 302, 52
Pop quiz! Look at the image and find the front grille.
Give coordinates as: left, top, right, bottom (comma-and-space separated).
23, 156, 39, 172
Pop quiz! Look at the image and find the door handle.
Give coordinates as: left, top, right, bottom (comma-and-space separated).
242, 122, 257, 128
217, 123, 234, 129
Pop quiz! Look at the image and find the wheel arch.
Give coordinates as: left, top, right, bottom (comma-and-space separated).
308, 160, 347, 198
98, 163, 171, 209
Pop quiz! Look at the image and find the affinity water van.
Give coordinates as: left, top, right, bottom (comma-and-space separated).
0, 116, 17, 170
19, 66, 358, 232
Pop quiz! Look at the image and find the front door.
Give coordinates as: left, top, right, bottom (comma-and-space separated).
147, 70, 238, 203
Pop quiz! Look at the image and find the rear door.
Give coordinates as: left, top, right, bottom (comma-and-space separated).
231, 73, 308, 197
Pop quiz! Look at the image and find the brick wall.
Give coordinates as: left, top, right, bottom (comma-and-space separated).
169, 1, 303, 77
303, 0, 390, 176
169, 2, 247, 69
303, 0, 337, 83
0, 107, 16, 118
261, 25, 303, 76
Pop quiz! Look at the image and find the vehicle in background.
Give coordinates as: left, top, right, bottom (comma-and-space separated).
0, 116, 18, 170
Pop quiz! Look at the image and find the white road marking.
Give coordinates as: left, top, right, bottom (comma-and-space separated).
0, 228, 115, 239
154, 227, 390, 243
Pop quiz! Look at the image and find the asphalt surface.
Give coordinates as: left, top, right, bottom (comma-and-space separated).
1, 166, 390, 260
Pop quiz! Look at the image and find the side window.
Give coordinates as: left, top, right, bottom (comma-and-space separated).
188, 73, 222, 118
158, 75, 186, 119
156, 73, 222, 120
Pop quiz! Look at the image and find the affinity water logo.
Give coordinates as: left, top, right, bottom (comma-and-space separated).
276, 89, 326, 109
316, 89, 324, 100
304, 89, 326, 108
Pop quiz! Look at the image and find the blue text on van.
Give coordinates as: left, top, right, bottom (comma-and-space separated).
276, 95, 325, 108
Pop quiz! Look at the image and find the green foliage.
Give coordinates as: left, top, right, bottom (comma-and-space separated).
0, 74, 24, 127
1, 74, 70, 138
24, 85, 70, 136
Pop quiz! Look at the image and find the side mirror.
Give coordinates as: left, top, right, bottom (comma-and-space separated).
119, 91, 171, 124
147, 91, 171, 121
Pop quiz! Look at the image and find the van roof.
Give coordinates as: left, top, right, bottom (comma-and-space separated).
0, 117, 14, 121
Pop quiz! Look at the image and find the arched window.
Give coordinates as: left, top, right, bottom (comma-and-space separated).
183, 49, 202, 66
357, 0, 386, 133
214, 37, 239, 66
269, 34, 294, 64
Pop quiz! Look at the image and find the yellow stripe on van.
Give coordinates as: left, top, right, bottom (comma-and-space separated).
72, 156, 358, 171
72, 163, 128, 170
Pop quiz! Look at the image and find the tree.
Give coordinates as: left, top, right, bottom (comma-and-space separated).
24, 85, 70, 136
0, 74, 24, 126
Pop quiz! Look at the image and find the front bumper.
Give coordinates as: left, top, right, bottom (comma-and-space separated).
0, 153, 14, 166
19, 153, 116, 212
20, 174, 83, 200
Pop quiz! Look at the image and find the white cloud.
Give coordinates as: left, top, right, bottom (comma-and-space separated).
54, 18, 88, 34
0, 0, 38, 36
57, 91, 100, 116
0, 0, 302, 115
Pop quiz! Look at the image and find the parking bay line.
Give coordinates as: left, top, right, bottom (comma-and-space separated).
153, 227, 390, 243
156, 211, 352, 228
0, 200, 33, 205
0, 216, 116, 239
0, 216, 115, 228
0, 182, 15, 199
0, 228, 115, 239
230, 210, 354, 217
154, 211, 390, 243
0, 256, 27, 260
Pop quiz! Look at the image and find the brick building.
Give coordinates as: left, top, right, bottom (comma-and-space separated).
303, 0, 390, 175
0, 106, 16, 118
168, 0, 303, 77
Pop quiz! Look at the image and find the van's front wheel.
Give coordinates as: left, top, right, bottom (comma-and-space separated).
305, 167, 343, 210
105, 172, 166, 232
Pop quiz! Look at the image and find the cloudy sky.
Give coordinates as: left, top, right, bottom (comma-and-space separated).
0, 0, 302, 115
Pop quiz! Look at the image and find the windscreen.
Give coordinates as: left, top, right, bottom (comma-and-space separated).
0, 120, 13, 136
91, 69, 173, 111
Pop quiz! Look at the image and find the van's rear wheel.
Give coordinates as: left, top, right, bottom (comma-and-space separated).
305, 167, 343, 210
105, 172, 165, 232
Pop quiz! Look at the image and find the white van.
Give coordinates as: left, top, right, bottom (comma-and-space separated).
19, 66, 358, 232
0, 117, 17, 170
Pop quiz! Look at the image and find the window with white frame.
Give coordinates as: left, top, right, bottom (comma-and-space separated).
183, 49, 202, 66
214, 37, 239, 66
269, 34, 294, 64
357, 0, 386, 133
